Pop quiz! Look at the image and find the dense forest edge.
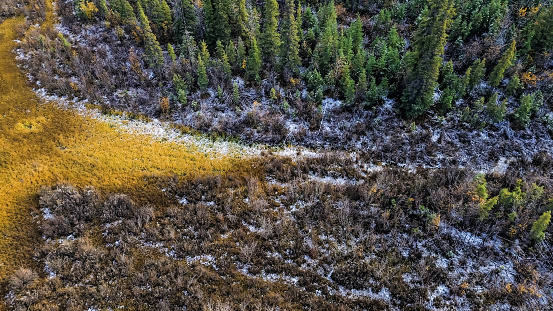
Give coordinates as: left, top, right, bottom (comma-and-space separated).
8, 0, 553, 169
1, 0, 553, 310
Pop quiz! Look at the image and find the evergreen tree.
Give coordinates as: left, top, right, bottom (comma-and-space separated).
197, 55, 209, 90
226, 41, 236, 66
167, 43, 176, 62
246, 36, 262, 83
401, 0, 455, 118
236, 37, 247, 74
467, 58, 486, 90
237, 0, 249, 40
180, 31, 197, 62
530, 211, 551, 242
204, 0, 231, 48
313, 7, 338, 75
279, 0, 301, 78
341, 61, 355, 104
349, 17, 363, 54
199, 40, 210, 64
216, 40, 226, 59
173, 0, 197, 40
489, 40, 516, 87
260, 0, 281, 66
138, 3, 164, 69
110, 0, 136, 24
221, 50, 232, 78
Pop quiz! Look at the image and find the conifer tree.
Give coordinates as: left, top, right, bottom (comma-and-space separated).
401, 0, 455, 118
180, 31, 197, 61
111, 0, 136, 24
237, 0, 249, 40
216, 40, 225, 59
349, 17, 363, 54
279, 0, 301, 78
199, 40, 210, 64
313, 7, 338, 75
341, 61, 355, 104
530, 211, 551, 242
138, 3, 164, 69
260, 0, 281, 66
204, 0, 231, 48
236, 38, 247, 74
197, 55, 209, 90
226, 41, 236, 66
167, 43, 176, 62
467, 58, 486, 90
246, 36, 262, 83
173, 0, 197, 40
489, 40, 516, 87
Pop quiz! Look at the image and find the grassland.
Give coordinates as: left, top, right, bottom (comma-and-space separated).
0, 5, 255, 304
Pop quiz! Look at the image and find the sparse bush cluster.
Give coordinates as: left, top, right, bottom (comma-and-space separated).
7, 153, 553, 310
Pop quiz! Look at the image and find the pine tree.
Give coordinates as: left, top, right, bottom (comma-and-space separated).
341, 61, 355, 105
246, 36, 262, 83
167, 43, 176, 62
216, 40, 226, 59
313, 9, 338, 75
180, 31, 197, 62
401, 0, 455, 118
138, 3, 164, 69
279, 0, 301, 78
173, 0, 197, 40
260, 0, 281, 66
530, 211, 551, 242
236, 37, 247, 74
111, 0, 136, 24
237, 0, 249, 40
489, 40, 516, 87
204, 0, 231, 48
197, 55, 209, 90
467, 58, 486, 90
349, 17, 363, 54
199, 40, 210, 64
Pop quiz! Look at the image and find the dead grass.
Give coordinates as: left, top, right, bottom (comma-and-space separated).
0, 4, 254, 306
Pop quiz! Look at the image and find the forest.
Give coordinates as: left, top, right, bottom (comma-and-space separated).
0, 0, 552, 309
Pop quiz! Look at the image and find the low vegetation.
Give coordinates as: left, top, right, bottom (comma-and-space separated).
7, 154, 553, 310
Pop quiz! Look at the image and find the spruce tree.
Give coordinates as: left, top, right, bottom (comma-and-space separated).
197, 55, 209, 90
349, 17, 363, 54
236, 37, 247, 74
173, 0, 197, 40
199, 40, 210, 64
204, 0, 231, 48
138, 3, 164, 69
313, 8, 338, 75
530, 211, 551, 242
489, 40, 516, 87
260, 0, 281, 66
279, 0, 301, 78
167, 43, 176, 62
246, 36, 262, 83
401, 0, 455, 118
237, 0, 249, 40
467, 58, 486, 90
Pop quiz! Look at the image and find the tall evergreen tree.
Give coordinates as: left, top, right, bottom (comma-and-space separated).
260, 0, 281, 66
489, 40, 516, 87
401, 0, 455, 118
204, 0, 231, 48
246, 36, 262, 83
138, 3, 164, 69
173, 0, 197, 40
197, 55, 209, 90
279, 0, 301, 78
313, 5, 338, 75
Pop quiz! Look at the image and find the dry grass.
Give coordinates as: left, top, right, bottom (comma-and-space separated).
0, 4, 254, 306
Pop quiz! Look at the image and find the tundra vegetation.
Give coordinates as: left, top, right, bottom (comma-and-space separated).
1, 0, 553, 309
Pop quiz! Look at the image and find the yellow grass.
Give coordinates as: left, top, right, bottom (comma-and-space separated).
0, 4, 254, 303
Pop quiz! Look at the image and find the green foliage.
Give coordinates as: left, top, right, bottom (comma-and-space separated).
260, 0, 281, 66
110, 0, 136, 24
487, 97, 506, 123
197, 56, 208, 90
306, 69, 323, 92
499, 180, 525, 208
401, 0, 456, 118
279, 0, 301, 77
167, 43, 176, 62
467, 58, 486, 91
475, 174, 488, 201
199, 40, 210, 64
172, 0, 197, 40
204, 0, 231, 48
138, 4, 164, 69
246, 36, 262, 83
489, 40, 516, 87
341, 62, 355, 105
313, 2, 338, 75
232, 82, 240, 105
506, 75, 520, 97
530, 211, 551, 242
514, 92, 540, 128
479, 196, 498, 220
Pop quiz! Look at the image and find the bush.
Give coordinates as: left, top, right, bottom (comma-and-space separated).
530, 211, 551, 242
